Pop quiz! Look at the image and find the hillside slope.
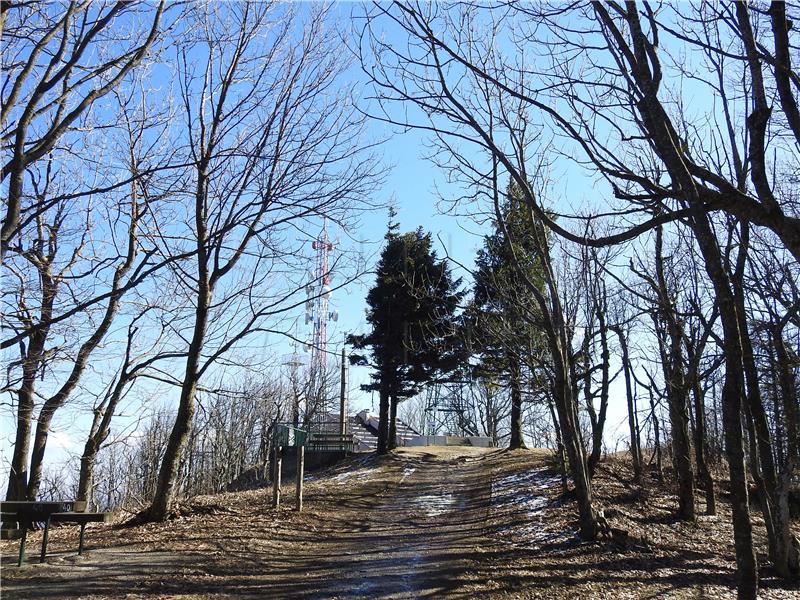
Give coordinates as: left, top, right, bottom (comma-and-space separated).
1, 447, 797, 599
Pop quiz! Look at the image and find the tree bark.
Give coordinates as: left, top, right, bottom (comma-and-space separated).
548, 393, 569, 493
146, 151, 211, 520
653, 226, 695, 520
689, 371, 716, 515
388, 392, 398, 451
732, 224, 798, 581
508, 355, 526, 450
690, 214, 757, 598
5, 271, 55, 501
552, 345, 597, 539
612, 325, 642, 484
76, 406, 106, 507
588, 304, 610, 475
647, 386, 664, 481
377, 379, 390, 455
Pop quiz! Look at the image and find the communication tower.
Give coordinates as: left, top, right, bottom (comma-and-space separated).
305, 221, 338, 371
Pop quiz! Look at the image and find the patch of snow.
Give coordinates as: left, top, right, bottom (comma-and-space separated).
400, 467, 416, 483
495, 469, 562, 492
410, 493, 456, 516
497, 523, 579, 550
330, 467, 379, 483
492, 469, 561, 516
492, 468, 574, 549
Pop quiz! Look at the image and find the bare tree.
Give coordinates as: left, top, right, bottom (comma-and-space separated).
143, 2, 380, 521
75, 302, 187, 505
1, 1, 167, 259
2, 72, 179, 501
358, 2, 800, 591
629, 227, 696, 520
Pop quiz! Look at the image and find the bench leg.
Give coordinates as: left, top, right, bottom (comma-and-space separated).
40, 517, 51, 563
78, 522, 87, 555
18, 521, 28, 567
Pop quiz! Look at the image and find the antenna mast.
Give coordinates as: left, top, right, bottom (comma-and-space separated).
306, 221, 337, 371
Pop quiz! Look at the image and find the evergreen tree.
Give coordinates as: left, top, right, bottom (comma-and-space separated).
467, 181, 547, 449
349, 213, 463, 453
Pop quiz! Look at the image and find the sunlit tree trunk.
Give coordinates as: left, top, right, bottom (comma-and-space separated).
508, 355, 525, 450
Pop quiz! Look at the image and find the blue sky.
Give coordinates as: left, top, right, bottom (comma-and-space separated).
1, 2, 664, 480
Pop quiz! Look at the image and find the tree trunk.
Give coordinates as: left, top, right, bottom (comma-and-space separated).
553, 355, 597, 539
588, 307, 610, 475
654, 226, 695, 521
723, 370, 759, 600
147, 265, 210, 519
533, 214, 598, 540
26, 405, 60, 499
77, 439, 100, 506
665, 355, 695, 521
548, 393, 569, 493
388, 392, 398, 450
773, 327, 799, 474
377, 379, 390, 455
690, 373, 716, 515
149, 369, 203, 519
77, 391, 117, 506
5, 275, 55, 501
647, 386, 664, 481
613, 325, 642, 484
691, 215, 757, 598
742, 321, 800, 579
508, 355, 526, 450
732, 225, 798, 581
6, 381, 36, 501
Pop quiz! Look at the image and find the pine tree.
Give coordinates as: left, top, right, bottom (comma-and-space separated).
467, 181, 547, 449
349, 212, 463, 453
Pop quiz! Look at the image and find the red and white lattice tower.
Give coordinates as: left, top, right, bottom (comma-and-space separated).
305, 221, 337, 371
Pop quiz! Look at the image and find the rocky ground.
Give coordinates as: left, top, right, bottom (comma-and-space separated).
1, 446, 798, 599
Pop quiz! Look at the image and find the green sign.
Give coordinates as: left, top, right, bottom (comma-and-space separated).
274, 423, 308, 447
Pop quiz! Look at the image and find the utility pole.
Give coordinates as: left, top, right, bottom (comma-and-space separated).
339, 340, 348, 437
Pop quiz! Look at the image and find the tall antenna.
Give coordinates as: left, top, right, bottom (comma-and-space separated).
305, 220, 337, 371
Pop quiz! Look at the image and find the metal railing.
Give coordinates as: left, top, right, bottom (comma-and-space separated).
308, 432, 356, 452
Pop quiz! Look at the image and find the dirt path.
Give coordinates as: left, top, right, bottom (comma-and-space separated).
1, 447, 507, 599
293, 447, 499, 599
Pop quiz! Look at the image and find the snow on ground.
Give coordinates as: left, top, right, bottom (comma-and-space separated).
330, 467, 380, 483
400, 467, 416, 483
492, 469, 562, 513
409, 493, 457, 517
492, 468, 577, 549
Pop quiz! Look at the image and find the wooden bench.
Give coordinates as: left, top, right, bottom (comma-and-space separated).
1, 501, 109, 566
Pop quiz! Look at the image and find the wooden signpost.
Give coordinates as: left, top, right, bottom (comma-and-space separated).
272, 444, 282, 508
272, 424, 307, 512
295, 445, 305, 512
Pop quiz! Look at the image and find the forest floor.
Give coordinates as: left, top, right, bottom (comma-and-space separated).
1, 446, 798, 599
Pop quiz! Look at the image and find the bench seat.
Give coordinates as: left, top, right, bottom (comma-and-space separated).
2, 508, 110, 565
51, 512, 111, 524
